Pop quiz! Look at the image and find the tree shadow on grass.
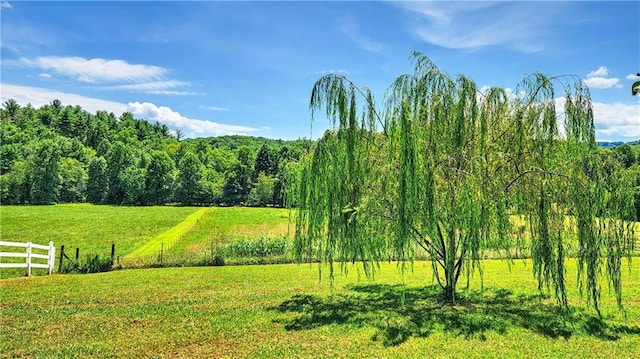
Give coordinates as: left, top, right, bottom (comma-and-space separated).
272, 284, 640, 346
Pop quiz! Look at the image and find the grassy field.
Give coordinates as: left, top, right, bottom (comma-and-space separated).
1, 205, 293, 274
1, 259, 639, 358
124, 208, 212, 259
167, 206, 293, 254
0, 204, 202, 257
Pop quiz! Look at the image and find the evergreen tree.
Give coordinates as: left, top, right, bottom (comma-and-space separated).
2, 99, 20, 123
105, 142, 135, 204
246, 173, 276, 207
254, 143, 276, 178
29, 139, 61, 204
87, 156, 108, 204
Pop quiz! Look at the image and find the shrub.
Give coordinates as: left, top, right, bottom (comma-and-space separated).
60, 254, 113, 274
225, 236, 288, 258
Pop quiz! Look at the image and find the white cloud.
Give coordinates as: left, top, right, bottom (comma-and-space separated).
0, 83, 128, 114
592, 102, 640, 139
38, 73, 51, 78
14, 56, 195, 95
18, 56, 167, 83
0, 83, 257, 138
340, 15, 384, 53
105, 80, 196, 95
583, 77, 620, 89
397, 2, 553, 52
127, 102, 258, 137
583, 66, 621, 89
202, 106, 231, 112
1, 1, 12, 9
556, 97, 639, 140
587, 66, 608, 78
627, 73, 640, 80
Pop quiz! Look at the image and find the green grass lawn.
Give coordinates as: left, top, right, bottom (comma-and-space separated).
1, 205, 294, 274
1, 259, 639, 358
166, 206, 292, 256
0, 204, 201, 277
170, 207, 292, 247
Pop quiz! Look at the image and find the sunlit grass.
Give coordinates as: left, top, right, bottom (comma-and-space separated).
124, 207, 211, 260
0, 204, 201, 256
167, 206, 293, 256
1, 259, 639, 358
0, 204, 201, 277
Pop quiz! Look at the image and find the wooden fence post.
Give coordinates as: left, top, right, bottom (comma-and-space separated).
59, 245, 65, 272
25, 242, 32, 277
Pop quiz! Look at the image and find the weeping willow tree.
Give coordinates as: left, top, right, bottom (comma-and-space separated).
294, 51, 635, 313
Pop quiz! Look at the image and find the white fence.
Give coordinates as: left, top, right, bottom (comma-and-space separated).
0, 241, 55, 276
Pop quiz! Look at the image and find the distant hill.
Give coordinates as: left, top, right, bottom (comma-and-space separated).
597, 141, 625, 149
596, 140, 640, 149
191, 135, 313, 151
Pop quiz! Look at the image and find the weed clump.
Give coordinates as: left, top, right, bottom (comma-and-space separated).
60, 254, 114, 274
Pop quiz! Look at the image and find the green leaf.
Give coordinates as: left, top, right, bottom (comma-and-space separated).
632, 80, 640, 96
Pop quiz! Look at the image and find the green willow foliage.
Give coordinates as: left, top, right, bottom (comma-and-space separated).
294, 51, 635, 313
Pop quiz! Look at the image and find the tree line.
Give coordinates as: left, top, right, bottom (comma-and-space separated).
0, 98, 311, 207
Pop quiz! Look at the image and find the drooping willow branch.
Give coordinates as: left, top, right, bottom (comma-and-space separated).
293, 50, 634, 314
504, 168, 585, 192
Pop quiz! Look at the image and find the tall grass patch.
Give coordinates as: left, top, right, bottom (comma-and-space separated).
165, 207, 293, 261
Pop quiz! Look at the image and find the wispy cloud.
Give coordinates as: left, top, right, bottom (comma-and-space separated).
1, 1, 12, 9
18, 56, 166, 83
14, 56, 195, 95
128, 102, 257, 137
0, 83, 128, 114
340, 15, 384, 53
583, 66, 621, 89
626, 73, 640, 80
201, 106, 231, 112
105, 80, 196, 95
312, 69, 350, 76
396, 2, 560, 52
587, 66, 608, 78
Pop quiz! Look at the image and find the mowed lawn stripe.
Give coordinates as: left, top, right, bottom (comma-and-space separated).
123, 207, 211, 260
0, 204, 202, 259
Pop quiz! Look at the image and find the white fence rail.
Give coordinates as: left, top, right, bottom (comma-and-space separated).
0, 241, 55, 276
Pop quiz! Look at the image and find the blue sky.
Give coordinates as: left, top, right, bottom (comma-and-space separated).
1, 1, 638, 141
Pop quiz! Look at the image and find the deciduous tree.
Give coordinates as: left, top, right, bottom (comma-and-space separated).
294, 52, 634, 314
145, 151, 175, 205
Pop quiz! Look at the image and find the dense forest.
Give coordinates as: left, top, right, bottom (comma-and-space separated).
0, 98, 312, 207
0, 98, 639, 219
